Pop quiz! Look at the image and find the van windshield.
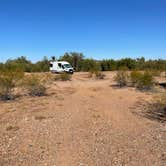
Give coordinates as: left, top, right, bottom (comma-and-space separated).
63, 64, 72, 68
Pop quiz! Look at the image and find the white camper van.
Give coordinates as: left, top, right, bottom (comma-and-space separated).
50, 61, 74, 74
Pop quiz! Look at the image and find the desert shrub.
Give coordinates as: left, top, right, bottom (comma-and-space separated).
130, 71, 143, 86
23, 75, 46, 96
54, 72, 71, 81
136, 71, 154, 90
149, 70, 161, 77
130, 71, 155, 90
95, 71, 105, 79
145, 93, 166, 122
114, 70, 129, 87
0, 70, 24, 100
88, 70, 105, 79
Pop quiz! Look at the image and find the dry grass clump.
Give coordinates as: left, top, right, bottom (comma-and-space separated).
148, 70, 161, 77
54, 72, 71, 81
94, 71, 106, 79
144, 93, 166, 122
88, 70, 105, 79
0, 70, 24, 100
23, 74, 46, 96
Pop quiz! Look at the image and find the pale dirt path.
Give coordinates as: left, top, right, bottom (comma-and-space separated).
0, 72, 165, 166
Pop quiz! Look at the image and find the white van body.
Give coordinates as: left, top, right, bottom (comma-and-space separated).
50, 61, 74, 74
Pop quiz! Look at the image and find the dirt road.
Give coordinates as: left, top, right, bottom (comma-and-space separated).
0, 72, 165, 165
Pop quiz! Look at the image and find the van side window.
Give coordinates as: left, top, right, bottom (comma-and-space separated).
58, 63, 62, 68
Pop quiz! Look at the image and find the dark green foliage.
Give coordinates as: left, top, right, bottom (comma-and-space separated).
31, 56, 49, 72
60, 52, 84, 71
117, 58, 137, 70
100, 59, 117, 71
80, 59, 100, 72
5, 56, 32, 72
1, 56, 49, 73
0, 55, 166, 72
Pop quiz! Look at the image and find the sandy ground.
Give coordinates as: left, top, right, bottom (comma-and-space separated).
0, 72, 165, 166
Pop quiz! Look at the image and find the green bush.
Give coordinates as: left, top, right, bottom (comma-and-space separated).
130, 71, 142, 86
54, 72, 71, 81
130, 71, 155, 90
136, 71, 154, 90
23, 75, 46, 96
114, 70, 129, 87
0, 70, 24, 100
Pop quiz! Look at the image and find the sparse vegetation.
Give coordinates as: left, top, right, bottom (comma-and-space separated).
114, 70, 155, 90
144, 93, 166, 122
130, 70, 142, 86
114, 70, 129, 87
135, 71, 154, 90
149, 70, 161, 77
94, 71, 106, 79
23, 75, 46, 96
54, 72, 71, 81
0, 69, 24, 100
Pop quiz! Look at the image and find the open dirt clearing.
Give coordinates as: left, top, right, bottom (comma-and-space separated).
0, 72, 165, 166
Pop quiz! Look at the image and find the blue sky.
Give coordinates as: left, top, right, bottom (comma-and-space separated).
0, 0, 166, 62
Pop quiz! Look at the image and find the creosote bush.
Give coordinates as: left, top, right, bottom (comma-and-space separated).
114, 70, 129, 87
54, 72, 71, 81
23, 75, 46, 96
130, 71, 155, 90
0, 69, 24, 100
135, 71, 154, 90
130, 71, 143, 86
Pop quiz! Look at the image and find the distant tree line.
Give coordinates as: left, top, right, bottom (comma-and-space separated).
0, 53, 166, 72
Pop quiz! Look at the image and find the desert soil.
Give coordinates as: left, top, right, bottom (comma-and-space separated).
0, 72, 165, 166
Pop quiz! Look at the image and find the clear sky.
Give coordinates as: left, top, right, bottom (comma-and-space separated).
0, 0, 166, 62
